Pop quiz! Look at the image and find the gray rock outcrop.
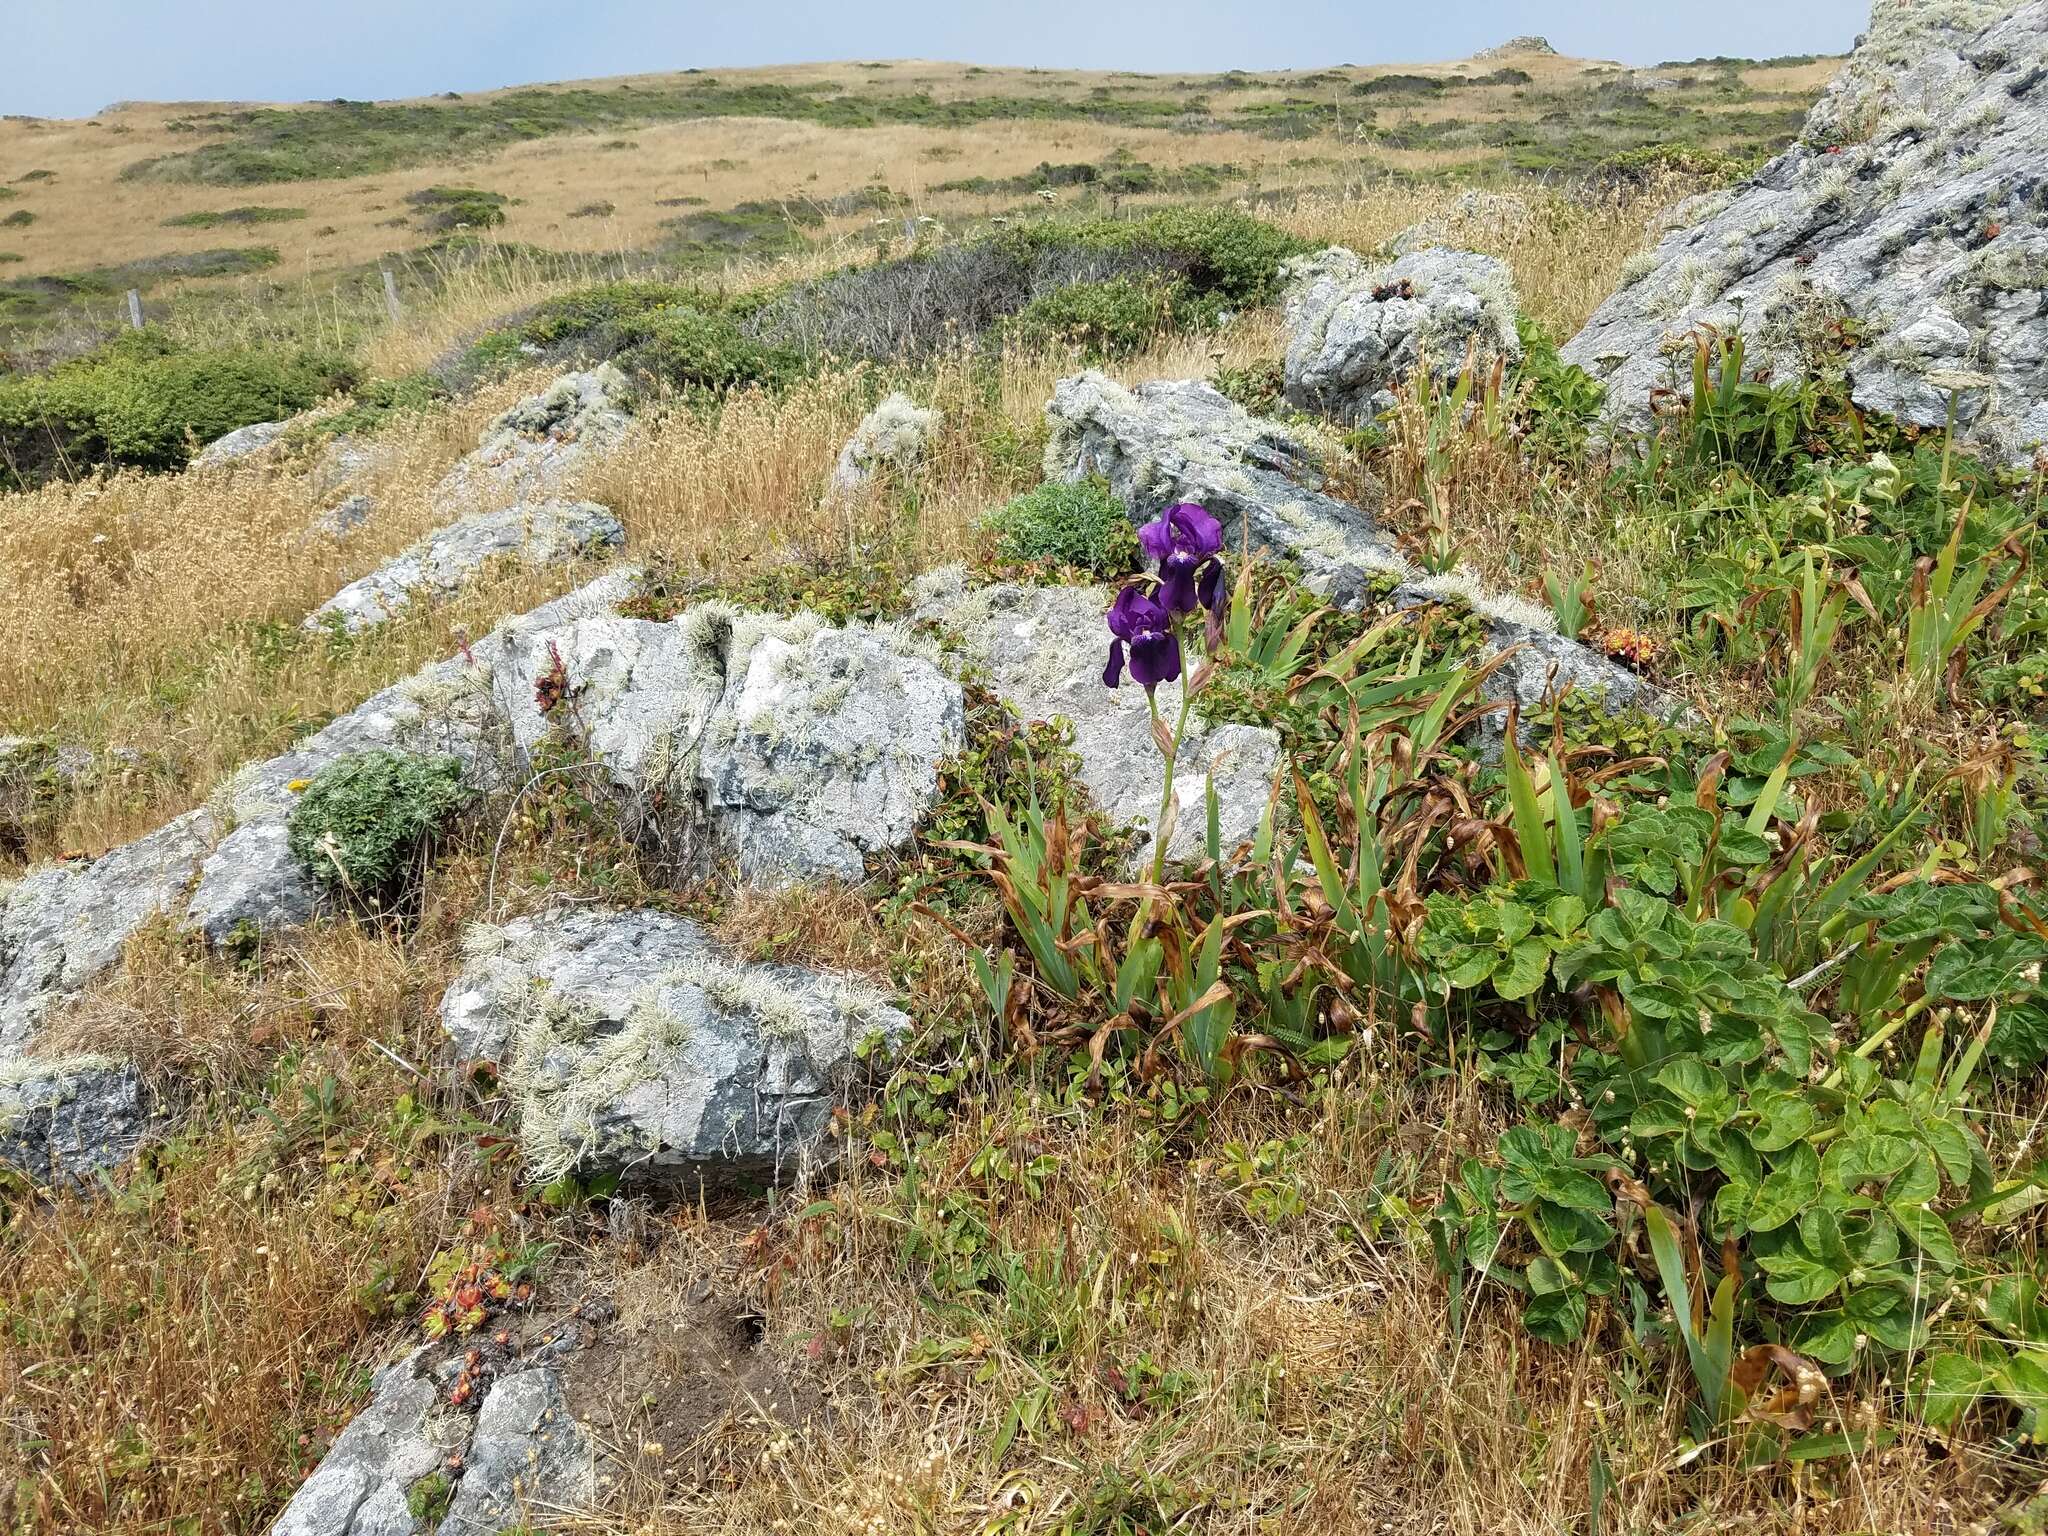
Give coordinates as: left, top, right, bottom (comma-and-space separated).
442, 908, 908, 1184
912, 572, 1280, 868
305, 500, 625, 634
486, 604, 965, 885
830, 391, 940, 496
267, 1351, 592, 1536
1043, 370, 1682, 745
0, 1056, 147, 1188
1282, 246, 1523, 424
193, 418, 289, 469
1044, 371, 1402, 605
1561, 1, 2048, 467
438, 367, 634, 507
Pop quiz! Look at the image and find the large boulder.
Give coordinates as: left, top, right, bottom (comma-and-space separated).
438, 367, 634, 507
441, 908, 908, 1184
305, 500, 625, 634
830, 391, 940, 496
912, 571, 1280, 868
1282, 246, 1523, 424
1561, 1, 2048, 467
486, 604, 965, 885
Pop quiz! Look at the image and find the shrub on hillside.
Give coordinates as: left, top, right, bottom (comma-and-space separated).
984, 477, 1139, 576
406, 186, 508, 233
1008, 276, 1208, 359
285, 749, 473, 897
0, 332, 356, 485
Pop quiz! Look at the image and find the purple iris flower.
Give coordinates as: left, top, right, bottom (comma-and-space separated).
1138, 502, 1225, 617
1104, 585, 1182, 692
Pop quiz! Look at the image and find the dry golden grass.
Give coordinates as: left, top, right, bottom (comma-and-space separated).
0, 42, 1824, 327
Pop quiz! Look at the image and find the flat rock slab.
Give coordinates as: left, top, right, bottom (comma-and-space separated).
442, 908, 909, 1183
438, 366, 634, 508
1282, 245, 1523, 425
1562, 1, 2048, 467
271, 1288, 804, 1535
306, 500, 625, 634
913, 571, 1280, 868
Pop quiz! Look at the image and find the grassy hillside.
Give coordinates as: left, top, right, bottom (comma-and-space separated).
0, 46, 1832, 354
20, 38, 2048, 1536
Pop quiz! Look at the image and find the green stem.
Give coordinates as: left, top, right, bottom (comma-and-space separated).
1145, 618, 1197, 886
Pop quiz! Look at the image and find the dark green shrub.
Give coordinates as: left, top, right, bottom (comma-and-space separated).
160, 205, 307, 228
608, 306, 804, 395
984, 477, 1139, 577
0, 332, 356, 485
406, 186, 507, 232
285, 750, 473, 895
1009, 277, 1204, 359
1, 210, 33, 228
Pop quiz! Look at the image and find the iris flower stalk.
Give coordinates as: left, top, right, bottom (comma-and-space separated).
1103, 502, 1228, 882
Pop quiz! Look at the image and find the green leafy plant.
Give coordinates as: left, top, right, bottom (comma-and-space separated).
285, 749, 473, 897
983, 477, 1140, 577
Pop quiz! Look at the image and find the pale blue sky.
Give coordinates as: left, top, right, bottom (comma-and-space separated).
9, 1, 1870, 119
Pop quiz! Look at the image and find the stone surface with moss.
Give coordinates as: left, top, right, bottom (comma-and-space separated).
442, 908, 908, 1184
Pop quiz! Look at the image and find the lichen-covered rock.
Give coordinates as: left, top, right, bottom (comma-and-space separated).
0, 570, 645, 1183
192, 418, 289, 469
438, 367, 634, 507
912, 572, 1280, 868
316, 494, 375, 538
830, 391, 940, 496
488, 604, 964, 886
441, 1368, 593, 1535
1281, 246, 1523, 424
442, 908, 908, 1184
1562, 1, 2048, 468
0, 812, 215, 1055
306, 501, 625, 634
266, 1353, 452, 1536
1044, 371, 1402, 603
0, 1056, 147, 1187
1044, 371, 1684, 750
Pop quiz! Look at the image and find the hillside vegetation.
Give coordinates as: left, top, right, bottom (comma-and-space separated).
15, 28, 2048, 1536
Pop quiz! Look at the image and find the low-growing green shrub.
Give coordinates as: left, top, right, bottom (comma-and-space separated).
984, 476, 1139, 576
0, 331, 356, 485
285, 750, 473, 896
1008, 277, 1207, 359
1, 210, 34, 228
406, 186, 507, 233
161, 205, 307, 228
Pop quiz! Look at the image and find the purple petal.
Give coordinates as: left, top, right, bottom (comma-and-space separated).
1157, 557, 1198, 617
1129, 630, 1182, 690
1104, 638, 1126, 688
1195, 558, 1224, 614
1137, 515, 1175, 564
1169, 503, 1223, 557
1107, 584, 1168, 640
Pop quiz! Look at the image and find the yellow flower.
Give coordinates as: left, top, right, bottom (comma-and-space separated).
287, 778, 311, 793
